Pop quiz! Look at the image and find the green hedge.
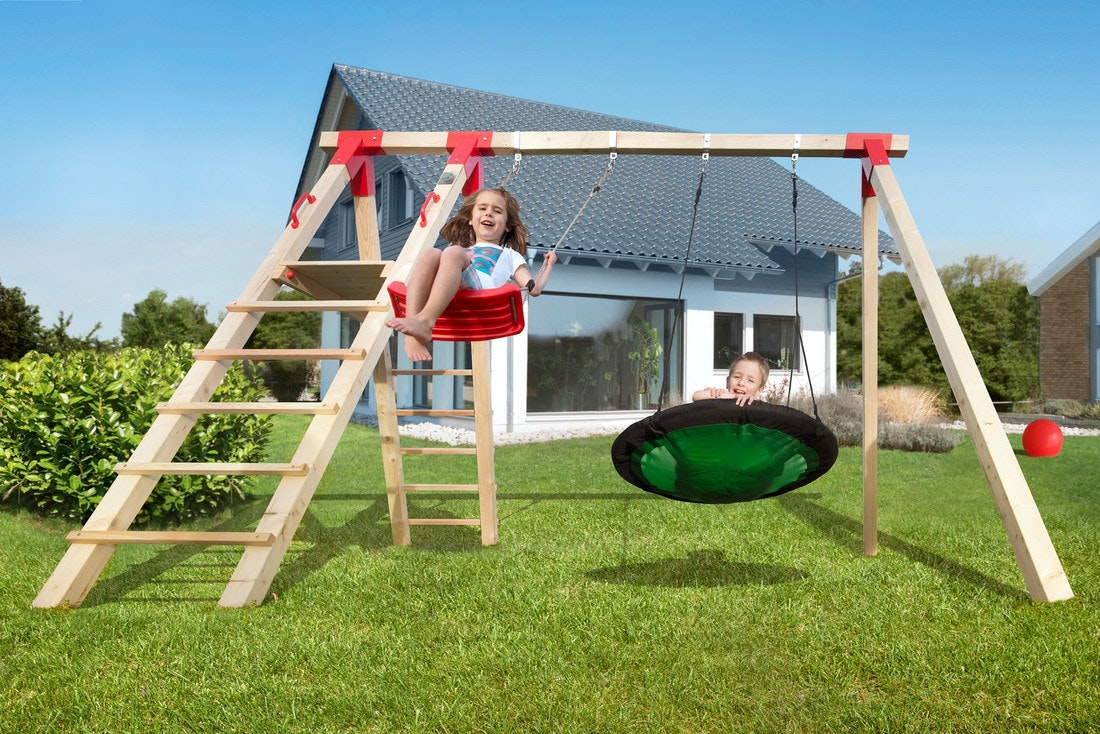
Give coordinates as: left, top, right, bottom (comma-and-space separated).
0, 346, 272, 524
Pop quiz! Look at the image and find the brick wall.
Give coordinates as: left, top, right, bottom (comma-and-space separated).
1038, 260, 1091, 402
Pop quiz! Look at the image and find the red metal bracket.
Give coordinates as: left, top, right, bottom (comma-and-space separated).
331, 131, 384, 197
844, 133, 893, 198
446, 131, 494, 195
289, 193, 316, 229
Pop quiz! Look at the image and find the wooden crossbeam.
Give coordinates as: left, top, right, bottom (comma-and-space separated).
319, 130, 910, 159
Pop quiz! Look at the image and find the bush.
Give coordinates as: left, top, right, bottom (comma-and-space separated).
1025, 399, 1100, 421
878, 385, 948, 424
0, 345, 272, 524
786, 389, 962, 453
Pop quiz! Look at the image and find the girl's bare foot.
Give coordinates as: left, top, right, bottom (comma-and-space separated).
386, 316, 434, 361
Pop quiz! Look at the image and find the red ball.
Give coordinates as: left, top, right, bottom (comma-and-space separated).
1022, 419, 1064, 457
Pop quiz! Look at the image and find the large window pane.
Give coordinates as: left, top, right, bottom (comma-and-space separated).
753, 314, 800, 371
713, 312, 744, 369
528, 294, 680, 411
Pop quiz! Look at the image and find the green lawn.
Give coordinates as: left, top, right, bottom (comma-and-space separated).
2, 416, 1098, 733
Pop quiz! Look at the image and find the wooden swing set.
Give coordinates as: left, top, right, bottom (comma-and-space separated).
33, 129, 1073, 608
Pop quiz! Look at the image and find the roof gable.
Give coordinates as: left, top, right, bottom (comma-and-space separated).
300, 65, 896, 275
1028, 220, 1100, 296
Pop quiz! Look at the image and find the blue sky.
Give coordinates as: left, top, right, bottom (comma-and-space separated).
2, 0, 1097, 339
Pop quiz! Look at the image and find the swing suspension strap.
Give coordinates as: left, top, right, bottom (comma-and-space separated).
658, 135, 710, 409
788, 135, 821, 420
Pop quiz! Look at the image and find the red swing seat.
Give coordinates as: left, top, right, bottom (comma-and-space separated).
386, 281, 526, 342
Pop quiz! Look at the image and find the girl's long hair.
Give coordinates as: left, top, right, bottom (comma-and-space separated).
438, 187, 529, 255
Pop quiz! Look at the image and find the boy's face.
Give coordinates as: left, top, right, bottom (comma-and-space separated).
726, 360, 766, 397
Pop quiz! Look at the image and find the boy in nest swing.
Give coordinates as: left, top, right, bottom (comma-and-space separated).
691, 351, 769, 406
386, 187, 556, 362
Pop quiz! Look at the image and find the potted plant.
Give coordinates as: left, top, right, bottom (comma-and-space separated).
628, 316, 662, 410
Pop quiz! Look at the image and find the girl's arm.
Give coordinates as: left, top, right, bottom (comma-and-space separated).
517, 251, 557, 296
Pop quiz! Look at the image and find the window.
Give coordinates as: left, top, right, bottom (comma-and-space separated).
713, 313, 744, 369
527, 294, 682, 412
339, 199, 356, 250
753, 314, 800, 371
388, 170, 414, 223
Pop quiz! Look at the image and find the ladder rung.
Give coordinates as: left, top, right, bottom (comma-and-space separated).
115, 462, 310, 476
194, 348, 366, 360
391, 369, 474, 377
400, 447, 477, 455
408, 518, 481, 527
396, 409, 474, 417
404, 483, 479, 492
67, 530, 276, 546
226, 300, 388, 313
157, 401, 339, 415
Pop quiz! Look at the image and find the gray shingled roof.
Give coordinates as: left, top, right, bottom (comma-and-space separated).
329, 65, 896, 275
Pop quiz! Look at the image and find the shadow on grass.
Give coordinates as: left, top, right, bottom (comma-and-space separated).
777, 492, 1029, 601
82, 500, 269, 606
587, 549, 807, 587
82, 493, 497, 605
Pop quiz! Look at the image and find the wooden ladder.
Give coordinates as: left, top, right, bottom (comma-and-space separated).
33, 134, 496, 608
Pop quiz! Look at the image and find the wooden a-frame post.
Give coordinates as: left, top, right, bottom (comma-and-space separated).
847, 135, 1072, 602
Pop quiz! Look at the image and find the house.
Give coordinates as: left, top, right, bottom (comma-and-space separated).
1027, 220, 1100, 403
294, 65, 897, 432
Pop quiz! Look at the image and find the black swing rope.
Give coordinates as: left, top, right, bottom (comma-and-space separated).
657, 137, 708, 410
789, 138, 822, 421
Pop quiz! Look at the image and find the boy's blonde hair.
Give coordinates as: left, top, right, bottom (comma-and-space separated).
727, 351, 770, 385
438, 187, 530, 255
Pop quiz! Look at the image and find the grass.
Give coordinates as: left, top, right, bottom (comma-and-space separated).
2, 416, 1099, 732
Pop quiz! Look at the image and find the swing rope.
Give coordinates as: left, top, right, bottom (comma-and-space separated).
547, 145, 617, 255
658, 135, 709, 409
521, 144, 617, 301
788, 136, 822, 421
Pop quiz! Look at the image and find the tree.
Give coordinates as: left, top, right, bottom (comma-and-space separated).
938, 254, 1027, 291
37, 312, 117, 354
836, 255, 1038, 404
0, 279, 43, 361
121, 289, 217, 347
246, 289, 321, 401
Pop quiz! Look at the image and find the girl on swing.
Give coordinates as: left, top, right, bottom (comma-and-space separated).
386, 187, 557, 362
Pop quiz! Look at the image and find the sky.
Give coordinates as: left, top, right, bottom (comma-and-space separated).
1, 0, 1097, 339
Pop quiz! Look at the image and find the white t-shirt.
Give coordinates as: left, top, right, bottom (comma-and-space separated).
462, 242, 526, 290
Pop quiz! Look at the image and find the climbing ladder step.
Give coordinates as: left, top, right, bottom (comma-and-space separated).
405, 483, 479, 492
408, 518, 481, 527
157, 401, 339, 415
114, 462, 310, 476
391, 368, 474, 377
226, 300, 388, 313
194, 348, 367, 360
396, 409, 474, 417
400, 447, 477, 455
67, 530, 277, 546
